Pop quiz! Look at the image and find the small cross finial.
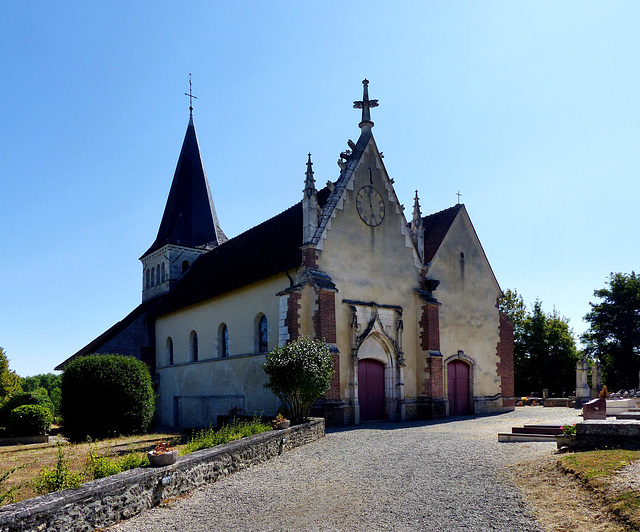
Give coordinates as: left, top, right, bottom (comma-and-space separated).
185, 73, 198, 117
456, 191, 462, 204
353, 78, 379, 129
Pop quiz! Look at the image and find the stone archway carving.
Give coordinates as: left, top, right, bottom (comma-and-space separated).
345, 300, 405, 424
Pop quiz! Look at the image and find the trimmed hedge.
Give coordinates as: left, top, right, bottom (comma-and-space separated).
0, 391, 55, 428
8, 404, 52, 436
61, 354, 155, 441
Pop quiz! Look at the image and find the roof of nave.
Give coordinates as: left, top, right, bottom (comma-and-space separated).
421, 204, 464, 264
152, 187, 332, 316
142, 116, 227, 258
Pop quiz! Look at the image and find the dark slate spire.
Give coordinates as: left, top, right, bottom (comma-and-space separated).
142, 115, 226, 257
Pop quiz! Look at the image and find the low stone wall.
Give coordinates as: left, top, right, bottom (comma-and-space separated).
543, 398, 572, 408
0, 418, 324, 532
566, 419, 640, 451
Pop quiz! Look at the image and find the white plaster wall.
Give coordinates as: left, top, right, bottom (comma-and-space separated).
316, 138, 422, 400
426, 208, 503, 403
155, 275, 289, 426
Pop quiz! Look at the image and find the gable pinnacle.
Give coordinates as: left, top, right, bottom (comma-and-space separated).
304, 153, 316, 198
353, 79, 379, 129
412, 190, 423, 228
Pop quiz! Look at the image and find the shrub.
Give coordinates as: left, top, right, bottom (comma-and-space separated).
0, 391, 55, 428
8, 404, 52, 436
61, 354, 155, 441
263, 336, 334, 424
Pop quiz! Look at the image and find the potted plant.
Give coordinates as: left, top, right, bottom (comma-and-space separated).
147, 440, 178, 466
272, 413, 290, 430
556, 424, 576, 450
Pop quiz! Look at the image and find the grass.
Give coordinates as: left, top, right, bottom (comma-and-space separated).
558, 450, 640, 528
0, 419, 272, 505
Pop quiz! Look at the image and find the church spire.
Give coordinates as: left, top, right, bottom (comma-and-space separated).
142, 113, 226, 258
353, 79, 379, 131
302, 153, 318, 244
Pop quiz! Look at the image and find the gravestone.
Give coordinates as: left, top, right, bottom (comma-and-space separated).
583, 398, 606, 420
576, 359, 591, 404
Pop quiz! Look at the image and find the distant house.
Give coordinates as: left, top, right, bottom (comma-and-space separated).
57, 80, 514, 427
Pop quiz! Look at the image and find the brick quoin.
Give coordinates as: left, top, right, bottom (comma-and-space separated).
285, 291, 302, 343
301, 246, 318, 269
419, 302, 440, 352
313, 289, 336, 343
496, 311, 515, 407
423, 356, 444, 397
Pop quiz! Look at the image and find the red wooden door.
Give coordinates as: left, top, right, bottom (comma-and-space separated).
447, 360, 470, 415
358, 359, 385, 421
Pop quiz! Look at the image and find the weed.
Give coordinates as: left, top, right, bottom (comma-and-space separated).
183, 418, 271, 455
33, 443, 83, 494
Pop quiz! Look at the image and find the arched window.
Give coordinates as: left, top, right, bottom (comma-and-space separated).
161, 262, 166, 283
218, 324, 229, 358
257, 314, 268, 353
145, 269, 150, 289
151, 267, 155, 286
156, 265, 160, 286
189, 331, 198, 362
166, 337, 174, 365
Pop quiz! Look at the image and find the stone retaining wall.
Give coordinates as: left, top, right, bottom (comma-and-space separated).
0, 418, 325, 532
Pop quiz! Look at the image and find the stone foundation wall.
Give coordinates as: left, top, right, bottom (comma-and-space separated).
0, 419, 324, 532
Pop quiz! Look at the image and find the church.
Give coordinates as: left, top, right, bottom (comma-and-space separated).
57, 80, 514, 427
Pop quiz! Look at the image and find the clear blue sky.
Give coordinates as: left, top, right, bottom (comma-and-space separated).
2, 2, 639, 377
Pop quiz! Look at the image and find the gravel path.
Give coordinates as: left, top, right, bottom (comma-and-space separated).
109, 408, 582, 532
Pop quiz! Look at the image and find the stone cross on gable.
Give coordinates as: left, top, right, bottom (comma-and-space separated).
353, 79, 379, 129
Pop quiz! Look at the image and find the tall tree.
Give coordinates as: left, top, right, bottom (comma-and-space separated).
583, 272, 640, 390
500, 292, 579, 396
0, 348, 22, 398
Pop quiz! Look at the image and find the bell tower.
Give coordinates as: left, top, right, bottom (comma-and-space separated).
140, 86, 226, 301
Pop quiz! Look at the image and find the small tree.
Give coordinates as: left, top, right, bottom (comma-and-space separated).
263, 337, 334, 424
61, 354, 155, 441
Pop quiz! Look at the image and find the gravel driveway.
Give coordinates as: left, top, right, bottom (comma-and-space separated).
109, 408, 582, 531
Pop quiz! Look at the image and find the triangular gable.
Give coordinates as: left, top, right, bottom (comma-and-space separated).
312, 130, 418, 268
426, 204, 502, 294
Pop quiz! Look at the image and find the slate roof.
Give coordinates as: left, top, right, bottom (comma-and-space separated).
54, 297, 163, 370
142, 117, 226, 258
422, 204, 463, 264
152, 187, 332, 317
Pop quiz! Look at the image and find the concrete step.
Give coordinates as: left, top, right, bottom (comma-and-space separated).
616, 412, 640, 420
498, 432, 559, 443
512, 425, 564, 436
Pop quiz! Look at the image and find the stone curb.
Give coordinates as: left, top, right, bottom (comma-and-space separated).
0, 418, 325, 532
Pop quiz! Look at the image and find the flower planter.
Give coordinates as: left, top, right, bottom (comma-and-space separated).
274, 420, 290, 430
147, 449, 178, 467
556, 435, 576, 450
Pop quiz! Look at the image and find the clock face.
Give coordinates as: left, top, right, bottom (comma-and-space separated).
356, 186, 385, 226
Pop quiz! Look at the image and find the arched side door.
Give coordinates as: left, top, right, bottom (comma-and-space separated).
358, 359, 385, 421
447, 360, 471, 415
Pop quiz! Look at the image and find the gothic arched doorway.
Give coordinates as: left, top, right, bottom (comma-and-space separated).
447, 360, 471, 415
358, 359, 385, 421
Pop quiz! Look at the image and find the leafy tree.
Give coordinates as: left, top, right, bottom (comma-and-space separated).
263, 337, 334, 424
21, 374, 62, 416
0, 348, 21, 399
583, 272, 640, 390
500, 292, 579, 396
61, 354, 155, 441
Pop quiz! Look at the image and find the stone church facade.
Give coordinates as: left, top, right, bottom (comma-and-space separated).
57, 81, 514, 427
